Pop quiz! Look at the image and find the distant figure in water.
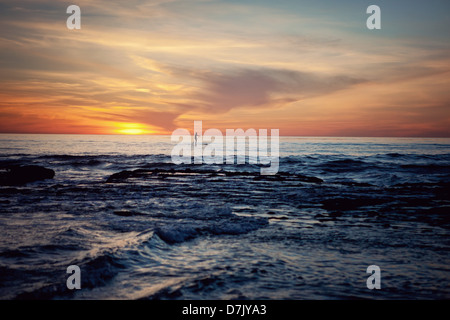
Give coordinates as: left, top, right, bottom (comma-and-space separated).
194, 132, 198, 146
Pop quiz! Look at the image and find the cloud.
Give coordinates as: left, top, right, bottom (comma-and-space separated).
86, 109, 181, 131
190, 68, 365, 113
0, 110, 103, 134
0, 0, 449, 136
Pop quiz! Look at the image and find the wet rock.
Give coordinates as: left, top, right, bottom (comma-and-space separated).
321, 197, 388, 211
295, 174, 323, 184
0, 165, 55, 186
106, 170, 133, 183
112, 210, 145, 217
338, 181, 373, 187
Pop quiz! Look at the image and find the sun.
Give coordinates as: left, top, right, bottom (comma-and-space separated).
114, 123, 153, 135
118, 128, 145, 134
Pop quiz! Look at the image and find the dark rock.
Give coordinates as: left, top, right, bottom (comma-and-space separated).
295, 174, 323, 184
106, 170, 133, 183
112, 210, 145, 217
321, 197, 388, 211
0, 188, 20, 195
0, 165, 55, 186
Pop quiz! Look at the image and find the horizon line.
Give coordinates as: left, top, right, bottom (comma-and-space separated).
1, 132, 450, 139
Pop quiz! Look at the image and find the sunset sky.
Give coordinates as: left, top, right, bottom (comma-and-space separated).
0, 0, 449, 136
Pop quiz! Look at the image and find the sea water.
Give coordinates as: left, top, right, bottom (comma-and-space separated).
0, 134, 449, 299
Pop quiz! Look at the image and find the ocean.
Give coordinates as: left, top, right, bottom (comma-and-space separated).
0, 134, 449, 299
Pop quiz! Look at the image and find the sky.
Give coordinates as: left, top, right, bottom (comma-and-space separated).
0, 0, 449, 136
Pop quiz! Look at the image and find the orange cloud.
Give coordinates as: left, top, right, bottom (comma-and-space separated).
0, 0, 449, 136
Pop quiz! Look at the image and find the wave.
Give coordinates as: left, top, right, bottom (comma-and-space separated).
0, 203, 270, 299
316, 158, 379, 173
400, 164, 450, 170
154, 206, 268, 244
